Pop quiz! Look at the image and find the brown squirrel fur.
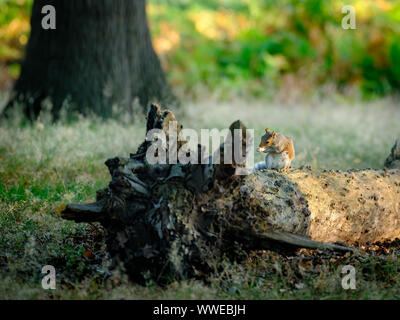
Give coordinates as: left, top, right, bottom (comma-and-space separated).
256, 128, 295, 170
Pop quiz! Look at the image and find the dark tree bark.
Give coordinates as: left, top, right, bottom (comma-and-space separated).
59, 105, 400, 285
4, 0, 176, 118
385, 138, 400, 169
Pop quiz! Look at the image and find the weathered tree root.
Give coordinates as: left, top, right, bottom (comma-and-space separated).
61, 104, 400, 283
385, 138, 400, 169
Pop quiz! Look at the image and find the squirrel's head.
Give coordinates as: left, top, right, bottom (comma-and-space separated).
257, 128, 276, 152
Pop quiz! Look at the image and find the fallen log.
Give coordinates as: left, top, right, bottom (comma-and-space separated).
61, 104, 400, 283
285, 168, 400, 244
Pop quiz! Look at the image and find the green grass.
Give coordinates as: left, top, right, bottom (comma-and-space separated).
0, 97, 400, 299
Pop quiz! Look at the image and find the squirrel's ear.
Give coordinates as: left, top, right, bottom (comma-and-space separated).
265, 128, 270, 133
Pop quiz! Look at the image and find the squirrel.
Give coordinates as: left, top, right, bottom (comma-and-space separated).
254, 128, 295, 171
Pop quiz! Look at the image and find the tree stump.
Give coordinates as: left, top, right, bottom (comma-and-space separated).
61, 104, 400, 283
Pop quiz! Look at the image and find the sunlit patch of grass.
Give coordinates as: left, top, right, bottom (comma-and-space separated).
0, 97, 399, 299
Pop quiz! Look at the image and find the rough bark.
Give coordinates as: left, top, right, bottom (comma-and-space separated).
4, 0, 176, 119
61, 105, 400, 283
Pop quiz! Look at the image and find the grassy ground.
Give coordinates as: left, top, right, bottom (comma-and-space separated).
1, 97, 400, 299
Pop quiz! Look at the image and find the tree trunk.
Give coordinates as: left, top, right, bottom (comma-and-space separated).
4, 0, 176, 119
61, 105, 400, 284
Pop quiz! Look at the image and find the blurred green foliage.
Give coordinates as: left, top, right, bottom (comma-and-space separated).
0, 0, 32, 88
149, 0, 400, 98
1, 0, 400, 98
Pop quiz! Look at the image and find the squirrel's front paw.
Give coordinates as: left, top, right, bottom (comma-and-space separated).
278, 166, 290, 173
